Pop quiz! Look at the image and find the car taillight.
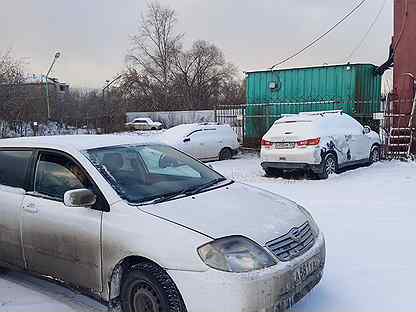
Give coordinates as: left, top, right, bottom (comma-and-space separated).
261, 139, 273, 148
296, 138, 320, 147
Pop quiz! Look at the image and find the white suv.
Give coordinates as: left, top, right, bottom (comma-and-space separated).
261, 111, 381, 179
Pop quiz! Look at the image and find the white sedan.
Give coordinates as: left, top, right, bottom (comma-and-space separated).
0, 135, 325, 312
125, 117, 163, 131
161, 123, 240, 161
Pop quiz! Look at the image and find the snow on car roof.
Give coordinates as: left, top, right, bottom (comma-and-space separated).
276, 110, 344, 124
163, 123, 204, 139
0, 134, 161, 151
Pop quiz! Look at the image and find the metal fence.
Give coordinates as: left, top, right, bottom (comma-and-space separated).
215, 104, 246, 144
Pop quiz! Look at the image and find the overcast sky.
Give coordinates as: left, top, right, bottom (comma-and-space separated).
0, 0, 393, 89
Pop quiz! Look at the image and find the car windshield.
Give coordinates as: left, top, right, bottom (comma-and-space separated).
83, 144, 226, 205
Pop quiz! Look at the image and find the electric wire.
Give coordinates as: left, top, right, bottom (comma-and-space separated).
346, 0, 388, 62
270, 0, 369, 70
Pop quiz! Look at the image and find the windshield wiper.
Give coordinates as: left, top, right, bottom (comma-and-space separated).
152, 189, 190, 204
186, 177, 227, 196
137, 178, 227, 205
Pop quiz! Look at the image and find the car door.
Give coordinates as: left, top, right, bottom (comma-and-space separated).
21, 150, 103, 291
201, 128, 221, 159
0, 149, 33, 269
183, 129, 210, 159
133, 120, 144, 130
345, 116, 370, 161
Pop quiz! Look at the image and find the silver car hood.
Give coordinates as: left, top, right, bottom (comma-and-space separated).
139, 182, 307, 245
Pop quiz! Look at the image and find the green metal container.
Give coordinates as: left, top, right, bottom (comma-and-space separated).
245, 63, 382, 146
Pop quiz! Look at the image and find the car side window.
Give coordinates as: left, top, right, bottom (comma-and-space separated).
343, 116, 364, 134
138, 146, 201, 178
34, 153, 91, 200
0, 150, 32, 189
189, 130, 204, 138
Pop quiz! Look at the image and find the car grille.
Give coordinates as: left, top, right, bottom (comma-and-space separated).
265, 222, 315, 261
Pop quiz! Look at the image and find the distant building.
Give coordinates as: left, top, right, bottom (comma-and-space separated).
0, 74, 70, 121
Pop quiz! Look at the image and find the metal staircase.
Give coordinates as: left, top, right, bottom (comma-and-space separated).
386, 94, 416, 159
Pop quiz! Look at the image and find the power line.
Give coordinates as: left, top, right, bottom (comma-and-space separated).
270, 0, 369, 70
346, 0, 388, 62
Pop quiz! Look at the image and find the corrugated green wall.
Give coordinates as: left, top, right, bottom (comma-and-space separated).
245, 63, 382, 145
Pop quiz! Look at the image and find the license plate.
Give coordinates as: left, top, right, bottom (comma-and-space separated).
293, 255, 321, 285
274, 142, 295, 149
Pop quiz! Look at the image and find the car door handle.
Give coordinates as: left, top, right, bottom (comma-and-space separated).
23, 203, 39, 214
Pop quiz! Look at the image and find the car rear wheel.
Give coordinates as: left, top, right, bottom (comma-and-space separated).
264, 167, 283, 177
369, 145, 380, 164
120, 262, 186, 312
219, 148, 233, 160
317, 154, 337, 179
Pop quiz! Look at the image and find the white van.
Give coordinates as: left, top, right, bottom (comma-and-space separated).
161, 123, 240, 161
260, 111, 381, 179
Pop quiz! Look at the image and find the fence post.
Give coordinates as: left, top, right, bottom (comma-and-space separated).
214, 102, 217, 122
242, 105, 245, 146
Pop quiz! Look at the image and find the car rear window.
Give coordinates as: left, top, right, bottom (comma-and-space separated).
272, 120, 315, 134
0, 150, 32, 189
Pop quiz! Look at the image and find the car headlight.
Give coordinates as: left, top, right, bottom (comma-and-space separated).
197, 236, 276, 273
297, 205, 319, 237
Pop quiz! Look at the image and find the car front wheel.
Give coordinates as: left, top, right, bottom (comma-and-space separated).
121, 262, 186, 312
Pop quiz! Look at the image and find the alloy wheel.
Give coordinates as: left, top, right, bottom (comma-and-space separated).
371, 147, 380, 163
325, 157, 336, 175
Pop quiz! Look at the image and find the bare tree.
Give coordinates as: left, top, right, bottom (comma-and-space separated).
0, 50, 28, 137
127, 1, 183, 109
174, 40, 237, 109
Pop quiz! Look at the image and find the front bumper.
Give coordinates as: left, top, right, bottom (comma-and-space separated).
168, 232, 326, 312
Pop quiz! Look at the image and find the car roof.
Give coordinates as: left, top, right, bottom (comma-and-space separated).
163, 123, 229, 138
276, 110, 346, 124
0, 135, 161, 151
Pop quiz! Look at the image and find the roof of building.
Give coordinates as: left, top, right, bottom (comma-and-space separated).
244, 63, 376, 74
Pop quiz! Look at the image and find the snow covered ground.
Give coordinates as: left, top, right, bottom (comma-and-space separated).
1, 154, 415, 312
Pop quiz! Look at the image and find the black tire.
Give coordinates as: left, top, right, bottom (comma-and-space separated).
369, 145, 380, 164
264, 167, 283, 177
0, 267, 7, 274
219, 148, 233, 161
120, 262, 186, 312
317, 154, 338, 179
151, 127, 157, 131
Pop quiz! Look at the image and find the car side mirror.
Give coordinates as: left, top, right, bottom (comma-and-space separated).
64, 189, 96, 207
363, 126, 371, 135
183, 137, 191, 143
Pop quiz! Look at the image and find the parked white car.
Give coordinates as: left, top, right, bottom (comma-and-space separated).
261, 110, 381, 179
0, 135, 324, 312
161, 123, 240, 161
125, 117, 163, 131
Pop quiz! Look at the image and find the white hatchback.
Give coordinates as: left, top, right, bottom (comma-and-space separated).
161, 123, 240, 161
261, 111, 381, 179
